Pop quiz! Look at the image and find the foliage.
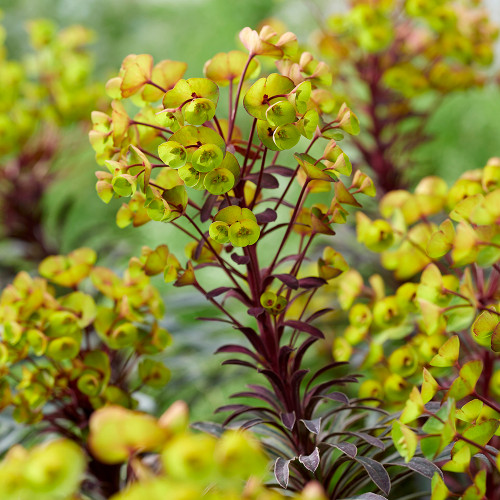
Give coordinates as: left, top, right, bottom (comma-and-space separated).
0, 247, 171, 496
0, 438, 86, 500
313, 0, 498, 192
85, 22, 446, 499
0, 14, 102, 266
322, 160, 500, 497
0, 2, 499, 500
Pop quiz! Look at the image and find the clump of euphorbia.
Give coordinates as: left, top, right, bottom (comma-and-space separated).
313, 0, 498, 192
89, 23, 442, 499
323, 159, 500, 497
87, 402, 328, 500
0, 247, 171, 496
0, 17, 102, 267
0, 438, 86, 500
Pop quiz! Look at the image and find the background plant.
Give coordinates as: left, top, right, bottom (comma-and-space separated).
312, 0, 498, 192
0, 15, 103, 273
0, 247, 172, 497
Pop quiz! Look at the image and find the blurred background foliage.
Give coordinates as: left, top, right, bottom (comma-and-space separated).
1, 0, 500, 424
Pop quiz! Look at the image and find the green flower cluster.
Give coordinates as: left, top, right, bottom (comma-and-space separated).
87, 403, 327, 500
320, 0, 497, 95
0, 439, 85, 500
310, 0, 498, 193
89, 25, 361, 249
0, 16, 101, 155
0, 248, 171, 426
314, 159, 500, 497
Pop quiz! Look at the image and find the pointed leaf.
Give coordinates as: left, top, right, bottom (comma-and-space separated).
190, 421, 224, 437
355, 456, 391, 496
231, 253, 251, 265
275, 273, 299, 290
274, 457, 290, 488
350, 432, 385, 450
323, 391, 349, 404
284, 320, 324, 339
390, 457, 443, 480
352, 494, 388, 500
207, 286, 232, 298
330, 442, 357, 458
299, 447, 320, 472
255, 208, 278, 224
301, 418, 321, 434
298, 277, 328, 289
280, 411, 296, 431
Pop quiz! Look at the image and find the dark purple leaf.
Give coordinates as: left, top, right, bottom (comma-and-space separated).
330, 442, 357, 458
193, 236, 206, 261
352, 494, 388, 500
323, 391, 350, 404
200, 194, 217, 222
190, 421, 224, 437
217, 403, 277, 418
306, 377, 360, 404
424, 402, 441, 412
263, 197, 295, 208
224, 288, 252, 306
274, 457, 290, 489
306, 361, 350, 390
301, 418, 321, 434
207, 286, 232, 299
215, 344, 259, 360
216, 404, 252, 413
231, 391, 279, 410
298, 277, 328, 289
278, 346, 295, 373
355, 457, 391, 496
299, 447, 320, 472
277, 253, 309, 265
248, 307, 265, 318
234, 144, 260, 159
221, 359, 257, 369
256, 208, 277, 224
240, 418, 264, 430
218, 196, 241, 210
388, 457, 443, 480
234, 326, 264, 353
350, 432, 385, 450
222, 405, 278, 427
291, 369, 309, 393
231, 253, 250, 265
306, 308, 334, 322
284, 320, 324, 339
275, 273, 299, 289
197, 316, 232, 324
280, 411, 296, 431
292, 337, 318, 372
248, 384, 283, 411
259, 369, 286, 393
245, 172, 280, 189
266, 165, 295, 177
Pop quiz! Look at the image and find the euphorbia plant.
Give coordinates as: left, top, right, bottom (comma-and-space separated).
325, 160, 500, 497
0, 16, 102, 267
313, 0, 498, 192
89, 24, 440, 498
0, 247, 171, 497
